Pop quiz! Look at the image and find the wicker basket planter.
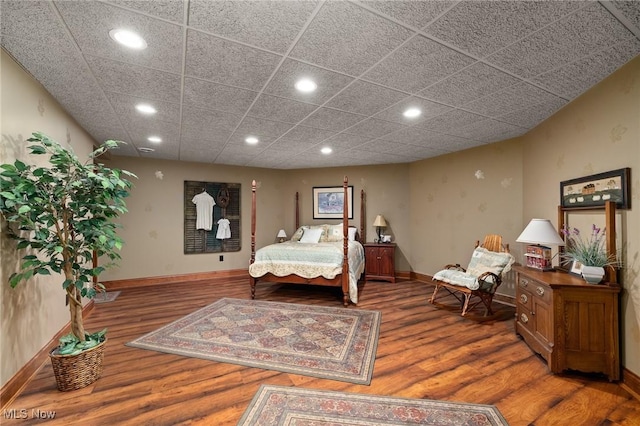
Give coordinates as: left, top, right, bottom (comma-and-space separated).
49, 339, 106, 391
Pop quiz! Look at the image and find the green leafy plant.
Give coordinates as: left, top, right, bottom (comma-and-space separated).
57, 328, 108, 356
0, 132, 135, 349
561, 224, 619, 267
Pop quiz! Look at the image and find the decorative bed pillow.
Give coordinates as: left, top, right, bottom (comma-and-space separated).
291, 226, 306, 242
466, 247, 515, 277
348, 226, 357, 241
326, 224, 343, 242
299, 227, 324, 243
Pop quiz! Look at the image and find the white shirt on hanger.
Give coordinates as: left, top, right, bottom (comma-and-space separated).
192, 191, 216, 231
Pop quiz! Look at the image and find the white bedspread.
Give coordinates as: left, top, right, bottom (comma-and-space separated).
248, 241, 365, 303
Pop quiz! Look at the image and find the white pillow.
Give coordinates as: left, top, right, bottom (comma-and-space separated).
299, 227, 324, 243
348, 227, 357, 241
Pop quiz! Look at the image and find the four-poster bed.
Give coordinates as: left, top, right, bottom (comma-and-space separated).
249, 176, 366, 306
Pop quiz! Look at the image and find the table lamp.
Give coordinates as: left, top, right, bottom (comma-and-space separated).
277, 229, 287, 243
516, 219, 565, 271
372, 215, 387, 243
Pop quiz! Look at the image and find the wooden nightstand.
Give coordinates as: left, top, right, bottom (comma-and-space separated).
364, 243, 396, 283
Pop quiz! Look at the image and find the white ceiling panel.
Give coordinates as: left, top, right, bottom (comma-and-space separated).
1, 0, 638, 169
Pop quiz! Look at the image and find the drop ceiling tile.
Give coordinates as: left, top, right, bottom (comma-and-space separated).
613, 1, 640, 29
373, 97, 452, 124
488, 2, 636, 79
361, 0, 456, 29
247, 94, 318, 123
137, 143, 180, 161
180, 130, 229, 151
105, 92, 181, 126
417, 110, 488, 133
498, 98, 568, 129
183, 78, 258, 115
56, 1, 184, 73
364, 35, 475, 93
462, 82, 566, 118
188, 0, 317, 53
85, 55, 181, 104
275, 125, 336, 147
360, 140, 420, 155
453, 119, 525, 143
325, 81, 407, 116
234, 117, 294, 141
106, 0, 185, 23
424, 1, 583, 58
342, 118, 406, 139
180, 147, 220, 164
290, 0, 413, 76
185, 29, 282, 90
321, 133, 370, 152
418, 62, 521, 106
125, 120, 180, 147
263, 59, 354, 105
380, 127, 470, 151
81, 122, 133, 151
1, 1, 68, 41
299, 108, 366, 132
532, 39, 640, 99
181, 105, 243, 134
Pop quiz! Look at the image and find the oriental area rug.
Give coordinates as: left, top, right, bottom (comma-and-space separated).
239, 385, 509, 426
127, 298, 380, 384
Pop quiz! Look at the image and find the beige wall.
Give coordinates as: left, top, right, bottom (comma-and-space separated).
408, 139, 524, 296
2, 47, 639, 388
100, 157, 286, 281
283, 165, 412, 272
520, 56, 640, 375
1, 50, 96, 386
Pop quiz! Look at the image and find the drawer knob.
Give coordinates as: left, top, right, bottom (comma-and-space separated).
519, 294, 528, 304
536, 286, 545, 296
521, 279, 529, 287
520, 313, 529, 324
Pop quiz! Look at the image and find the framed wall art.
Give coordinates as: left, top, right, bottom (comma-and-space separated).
312, 185, 354, 219
560, 168, 630, 210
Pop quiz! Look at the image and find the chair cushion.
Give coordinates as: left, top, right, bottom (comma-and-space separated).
433, 269, 481, 290
466, 247, 515, 277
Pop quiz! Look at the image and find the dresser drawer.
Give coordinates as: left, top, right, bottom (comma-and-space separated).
518, 275, 551, 304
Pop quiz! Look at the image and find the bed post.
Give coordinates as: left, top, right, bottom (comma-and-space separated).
250, 180, 257, 299
342, 176, 349, 306
360, 189, 365, 244
295, 191, 299, 230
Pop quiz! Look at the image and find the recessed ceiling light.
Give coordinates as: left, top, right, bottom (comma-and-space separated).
245, 136, 259, 145
138, 147, 155, 153
321, 147, 332, 155
109, 29, 147, 50
295, 78, 317, 93
403, 108, 421, 118
135, 103, 157, 114
147, 136, 162, 143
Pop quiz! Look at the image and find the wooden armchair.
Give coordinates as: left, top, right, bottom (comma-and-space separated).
429, 235, 514, 316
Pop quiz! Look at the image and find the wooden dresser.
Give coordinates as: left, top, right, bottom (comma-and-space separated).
514, 265, 620, 381
364, 243, 396, 283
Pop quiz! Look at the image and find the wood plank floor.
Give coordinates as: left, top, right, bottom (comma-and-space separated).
5, 278, 640, 425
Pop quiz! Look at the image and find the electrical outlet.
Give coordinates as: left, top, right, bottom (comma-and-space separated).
219, 255, 224, 261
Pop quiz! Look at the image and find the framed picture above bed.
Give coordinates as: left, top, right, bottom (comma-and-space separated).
313, 185, 354, 219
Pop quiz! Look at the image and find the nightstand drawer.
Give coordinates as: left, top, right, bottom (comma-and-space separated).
518, 275, 551, 304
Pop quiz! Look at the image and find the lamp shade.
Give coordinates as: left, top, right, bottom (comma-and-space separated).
516, 219, 565, 246
277, 229, 287, 238
372, 215, 387, 227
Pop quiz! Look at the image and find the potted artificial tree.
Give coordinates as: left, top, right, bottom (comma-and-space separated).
0, 132, 135, 391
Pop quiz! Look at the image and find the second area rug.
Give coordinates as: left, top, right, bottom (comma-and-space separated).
127, 298, 380, 384
239, 385, 509, 425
